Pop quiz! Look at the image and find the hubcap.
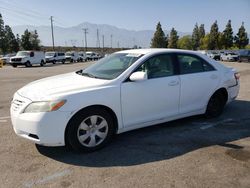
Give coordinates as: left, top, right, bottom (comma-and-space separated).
77, 115, 108, 147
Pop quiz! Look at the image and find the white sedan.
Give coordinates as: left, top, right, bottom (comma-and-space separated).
10, 49, 240, 152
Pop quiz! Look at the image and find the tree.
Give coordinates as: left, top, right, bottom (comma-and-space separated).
234, 22, 249, 49
30, 30, 41, 50
151, 22, 167, 48
13, 34, 20, 52
192, 23, 200, 50
0, 13, 7, 54
200, 34, 210, 50
168, 27, 179, 48
199, 24, 205, 39
5, 25, 19, 52
177, 35, 192, 49
21, 29, 41, 50
222, 20, 234, 49
209, 20, 220, 50
21, 29, 32, 50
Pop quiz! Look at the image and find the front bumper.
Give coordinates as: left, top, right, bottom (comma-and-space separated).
10, 93, 71, 146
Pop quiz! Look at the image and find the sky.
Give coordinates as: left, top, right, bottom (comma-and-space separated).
0, 0, 249, 33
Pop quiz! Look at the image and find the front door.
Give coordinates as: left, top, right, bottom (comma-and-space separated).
121, 53, 180, 128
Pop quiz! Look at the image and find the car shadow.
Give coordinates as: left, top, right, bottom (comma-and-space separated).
36, 99, 250, 167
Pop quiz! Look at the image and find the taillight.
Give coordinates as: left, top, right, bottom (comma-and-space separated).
234, 72, 240, 80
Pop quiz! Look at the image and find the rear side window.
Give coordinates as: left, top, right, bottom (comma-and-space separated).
177, 54, 215, 74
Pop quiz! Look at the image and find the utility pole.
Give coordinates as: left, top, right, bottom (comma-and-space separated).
82, 28, 88, 51
50, 16, 55, 50
96, 29, 100, 48
102, 35, 104, 52
110, 34, 113, 48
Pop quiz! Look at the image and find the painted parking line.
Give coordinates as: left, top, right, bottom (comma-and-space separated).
200, 124, 215, 130
0, 116, 10, 119
24, 169, 72, 188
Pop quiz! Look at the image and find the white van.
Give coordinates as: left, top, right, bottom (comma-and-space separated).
78, 51, 87, 62
65, 51, 80, 63
45, 51, 66, 64
10, 51, 45, 67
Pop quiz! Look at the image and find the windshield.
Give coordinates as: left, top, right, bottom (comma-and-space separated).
78, 53, 143, 80
16, 51, 30, 56
45, 52, 55, 56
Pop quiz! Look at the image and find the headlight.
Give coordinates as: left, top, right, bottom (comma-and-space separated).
23, 100, 66, 113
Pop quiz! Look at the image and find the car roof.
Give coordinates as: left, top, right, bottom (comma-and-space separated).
116, 48, 200, 55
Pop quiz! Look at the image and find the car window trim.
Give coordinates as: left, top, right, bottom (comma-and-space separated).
173, 52, 216, 75
123, 52, 178, 82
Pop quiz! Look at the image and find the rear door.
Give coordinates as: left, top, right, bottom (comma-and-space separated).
176, 53, 220, 114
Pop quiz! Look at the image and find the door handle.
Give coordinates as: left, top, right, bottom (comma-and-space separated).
168, 80, 179, 86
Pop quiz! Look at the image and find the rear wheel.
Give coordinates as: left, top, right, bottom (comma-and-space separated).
66, 108, 115, 152
205, 93, 225, 118
40, 60, 45, 66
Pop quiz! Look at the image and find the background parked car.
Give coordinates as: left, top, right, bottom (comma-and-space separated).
45, 52, 66, 64
86, 51, 100, 61
78, 51, 87, 62
0, 53, 16, 65
65, 51, 80, 63
221, 52, 239, 61
206, 51, 221, 60
10, 51, 45, 67
237, 49, 250, 62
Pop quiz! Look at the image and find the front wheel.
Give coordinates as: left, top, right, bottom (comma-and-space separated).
66, 108, 115, 152
25, 61, 32, 67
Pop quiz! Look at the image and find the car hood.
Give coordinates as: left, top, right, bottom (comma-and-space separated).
11, 56, 27, 59
17, 72, 110, 101
45, 56, 54, 58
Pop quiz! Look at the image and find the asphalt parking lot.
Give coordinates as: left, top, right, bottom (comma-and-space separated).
0, 61, 250, 188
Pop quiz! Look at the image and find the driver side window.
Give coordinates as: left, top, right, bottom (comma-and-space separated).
136, 54, 174, 79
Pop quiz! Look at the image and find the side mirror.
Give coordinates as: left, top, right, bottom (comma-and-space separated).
129, 71, 147, 82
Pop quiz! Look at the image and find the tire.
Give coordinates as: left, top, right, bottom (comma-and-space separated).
62, 59, 65, 64
52, 60, 56, 64
25, 61, 31, 67
70, 59, 73, 63
40, 60, 45, 66
205, 93, 225, 118
66, 107, 115, 152
12, 64, 17, 68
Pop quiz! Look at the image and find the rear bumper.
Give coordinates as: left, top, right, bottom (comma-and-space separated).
227, 83, 240, 103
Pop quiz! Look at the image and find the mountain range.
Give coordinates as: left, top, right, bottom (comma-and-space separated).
11, 22, 191, 48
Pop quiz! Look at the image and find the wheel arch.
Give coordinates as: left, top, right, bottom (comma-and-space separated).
64, 104, 119, 145
210, 87, 228, 106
